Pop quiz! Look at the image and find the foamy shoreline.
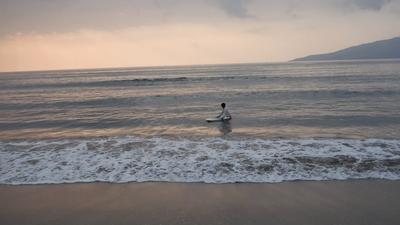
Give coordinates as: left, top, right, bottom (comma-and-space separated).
1, 136, 399, 185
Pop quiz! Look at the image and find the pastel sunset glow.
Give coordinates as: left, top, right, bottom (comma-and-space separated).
1, 0, 399, 72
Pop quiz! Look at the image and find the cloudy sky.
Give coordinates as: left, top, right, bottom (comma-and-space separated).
0, 0, 399, 72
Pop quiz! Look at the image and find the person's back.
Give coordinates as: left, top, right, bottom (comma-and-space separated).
217, 103, 232, 120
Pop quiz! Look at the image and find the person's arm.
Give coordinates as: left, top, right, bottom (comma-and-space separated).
216, 109, 224, 118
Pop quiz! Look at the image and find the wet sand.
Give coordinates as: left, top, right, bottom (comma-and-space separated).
1, 180, 399, 225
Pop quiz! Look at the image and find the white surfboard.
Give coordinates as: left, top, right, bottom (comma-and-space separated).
206, 117, 231, 122
206, 118, 223, 122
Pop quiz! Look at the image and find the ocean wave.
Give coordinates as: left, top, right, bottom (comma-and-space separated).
3, 73, 399, 90
1, 137, 400, 185
0, 77, 190, 89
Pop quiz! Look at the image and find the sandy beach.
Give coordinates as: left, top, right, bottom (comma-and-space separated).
1, 180, 399, 225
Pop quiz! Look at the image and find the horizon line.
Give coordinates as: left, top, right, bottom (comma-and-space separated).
0, 61, 280, 74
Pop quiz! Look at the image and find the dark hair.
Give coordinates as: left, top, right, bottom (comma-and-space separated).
221, 103, 226, 108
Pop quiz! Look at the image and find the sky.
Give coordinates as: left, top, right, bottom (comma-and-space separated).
0, 0, 399, 72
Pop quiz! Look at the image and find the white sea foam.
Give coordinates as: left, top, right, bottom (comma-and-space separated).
1, 137, 400, 185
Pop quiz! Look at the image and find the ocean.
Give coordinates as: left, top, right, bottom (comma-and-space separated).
1, 60, 400, 184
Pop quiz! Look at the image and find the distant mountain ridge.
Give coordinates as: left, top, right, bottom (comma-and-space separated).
292, 37, 400, 61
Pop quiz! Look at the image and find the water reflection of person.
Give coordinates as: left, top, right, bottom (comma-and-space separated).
219, 121, 232, 135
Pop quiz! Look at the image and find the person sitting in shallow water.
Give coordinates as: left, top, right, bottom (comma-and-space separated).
216, 103, 232, 121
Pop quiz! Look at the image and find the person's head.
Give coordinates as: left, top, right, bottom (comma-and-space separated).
221, 103, 226, 108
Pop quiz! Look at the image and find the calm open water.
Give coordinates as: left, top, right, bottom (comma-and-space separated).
1, 60, 400, 140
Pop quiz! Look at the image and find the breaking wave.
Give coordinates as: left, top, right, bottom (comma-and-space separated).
1, 137, 400, 185
5, 74, 399, 90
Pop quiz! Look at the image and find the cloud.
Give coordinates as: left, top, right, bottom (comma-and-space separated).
352, 0, 391, 10
216, 0, 252, 18
1, 0, 400, 71
0, 0, 225, 36
1, 0, 399, 37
